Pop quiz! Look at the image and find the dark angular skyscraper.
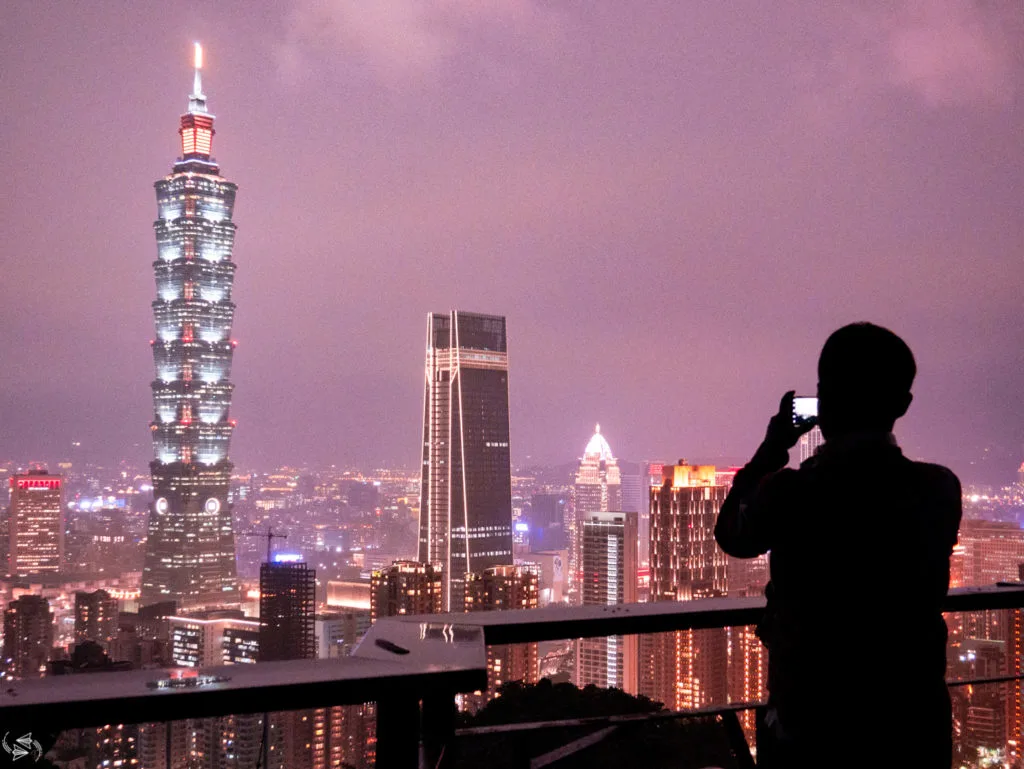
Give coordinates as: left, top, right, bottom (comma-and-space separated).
142, 44, 240, 609
259, 558, 316, 662
419, 311, 514, 610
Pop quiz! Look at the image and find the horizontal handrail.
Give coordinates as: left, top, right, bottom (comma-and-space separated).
375, 584, 1024, 645
1, 585, 1021, 734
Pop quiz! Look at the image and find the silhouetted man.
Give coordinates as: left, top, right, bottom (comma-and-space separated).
715, 323, 961, 768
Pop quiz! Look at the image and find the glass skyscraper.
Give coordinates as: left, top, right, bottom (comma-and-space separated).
575, 511, 638, 694
141, 45, 239, 609
418, 311, 514, 610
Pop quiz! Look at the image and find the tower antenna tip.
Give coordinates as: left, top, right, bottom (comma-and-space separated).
194, 42, 203, 70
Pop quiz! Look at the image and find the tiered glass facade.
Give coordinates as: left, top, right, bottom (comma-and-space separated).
141, 45, 240, 609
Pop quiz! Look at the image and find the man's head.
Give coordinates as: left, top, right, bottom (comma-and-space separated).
817, 322, 916, 439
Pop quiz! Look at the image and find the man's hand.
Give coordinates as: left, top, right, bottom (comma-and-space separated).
764, 390, 816, 450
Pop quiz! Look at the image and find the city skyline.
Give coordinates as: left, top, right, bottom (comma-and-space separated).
0, 19, 1021, 767
3, 5, 1024, 488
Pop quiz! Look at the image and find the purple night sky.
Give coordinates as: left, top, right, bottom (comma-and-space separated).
2, 2, 1022, 484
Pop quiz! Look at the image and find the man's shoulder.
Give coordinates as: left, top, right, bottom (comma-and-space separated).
906, 460, 962, 496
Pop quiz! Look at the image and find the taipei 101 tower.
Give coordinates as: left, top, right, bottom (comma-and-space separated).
141, 44, 240, 608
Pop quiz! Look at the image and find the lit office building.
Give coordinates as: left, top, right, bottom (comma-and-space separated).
465, 565, 539, 708
526, 493, 567, 551
569, 426, 621, 596
317, 611, 372, 659
3, 594, 54, 678
619, 464, 651, 568
258, 557, 316, 662
74, 589, 119, 646
370, 561, 443, 621
575, 511, 637, 694
8, 472, 64, 575
418, 312, 514, 610
956, 520, 1024, 586
641, 462, 731, 711
168, 609, 259, 667
142, 43, 240, 609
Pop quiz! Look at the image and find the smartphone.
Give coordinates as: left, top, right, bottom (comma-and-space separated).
792, 396, 818, 428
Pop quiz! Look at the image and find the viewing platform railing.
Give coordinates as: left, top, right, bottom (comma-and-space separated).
1, 584, 1022, 768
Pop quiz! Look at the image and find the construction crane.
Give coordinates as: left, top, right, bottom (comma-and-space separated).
240, 526, 287, 564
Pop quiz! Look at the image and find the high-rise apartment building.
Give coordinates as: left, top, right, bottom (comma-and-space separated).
74, 589, 119, 646
310, 706, 375, 769
465, 566, 539, 707
259, 558, 316, 662
142, 44, 240, 610
797, 426, 824, 464
3, 594, 54, 678
418, 311, 513, 610
139, 716, 285, 769
641, 462, 731, 711
569, 426, 622, 596
575, 511, 637, 694
1009, 565, 1024, 769
370, 561, 444, 622
8, 472, 64, 575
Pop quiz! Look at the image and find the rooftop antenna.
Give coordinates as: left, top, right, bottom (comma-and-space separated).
192, 42, 204, 97
188, 41, 208, 114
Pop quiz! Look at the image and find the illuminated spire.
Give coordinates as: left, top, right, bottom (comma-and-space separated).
188, 42, 208, 114
583, 424, 614, 462
180, 42, 214, 158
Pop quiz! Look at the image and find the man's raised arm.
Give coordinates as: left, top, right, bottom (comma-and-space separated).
715, 391, 811, 558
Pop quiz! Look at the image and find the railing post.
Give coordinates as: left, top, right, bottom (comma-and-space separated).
754, 705, 771, 767
376, 695, 420, 769
719, 710, 756, 769
421, 690, 458, 769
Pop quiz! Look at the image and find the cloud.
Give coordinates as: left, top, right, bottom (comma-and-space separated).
804, 0, 1017, 109
278, 0, 560, 85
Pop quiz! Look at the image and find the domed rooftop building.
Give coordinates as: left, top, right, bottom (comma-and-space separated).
583, 424, 615, 463
568, 425, 622, 596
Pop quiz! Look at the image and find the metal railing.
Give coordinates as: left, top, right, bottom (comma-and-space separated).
0, 584, 1022, 768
